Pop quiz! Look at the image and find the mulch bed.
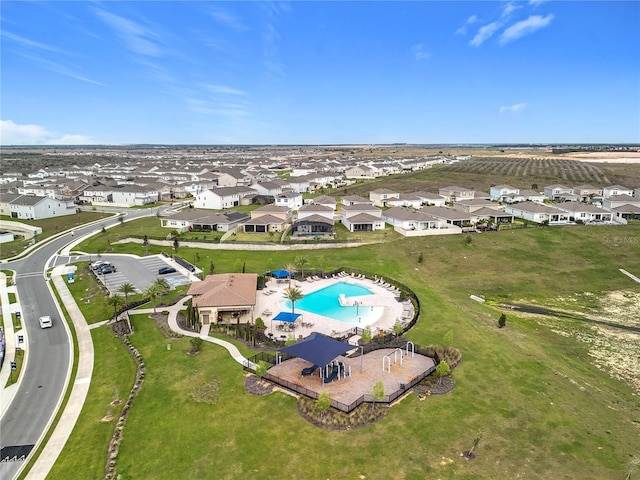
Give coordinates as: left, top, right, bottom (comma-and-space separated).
244, 374, 275, 396
414, 375, 456, 395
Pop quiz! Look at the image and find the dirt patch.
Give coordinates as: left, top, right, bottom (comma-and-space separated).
101, 414, 114, 422
110, 399, 122, 407
507, 290, 640, 394
415, 375, 456, 396
244, 374, 275, 396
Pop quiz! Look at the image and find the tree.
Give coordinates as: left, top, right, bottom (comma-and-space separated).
173, 235, 179, 253
371, 380, 385, 409
443, 329, 454, 347
107, 294, 124, 321
208, 260, 215, 275
255, 360, 268, 378
284, 334, 297, 346
464, 234, 473, 246
295, 255, 308, 277
316, 390, 331, 420
285, 262, 296, 287
464, 432, 483, 460
145, 282, 165, 314
417, 252, 424, 264
393, 319, 403, 336
118, 282, 136, 304
435, 360, 451, 385
283, 287, 304, 314
142, 234, 149, 247
190, 337, 203, 353
361, 325, 372, 343
498, 313, 507, 328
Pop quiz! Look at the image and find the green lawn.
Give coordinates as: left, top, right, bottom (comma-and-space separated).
49, 224, 640, 479
0, 212, 111, 259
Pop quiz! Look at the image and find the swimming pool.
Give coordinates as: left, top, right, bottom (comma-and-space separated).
281, 281, 376, 324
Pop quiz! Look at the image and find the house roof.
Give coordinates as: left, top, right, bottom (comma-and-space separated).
612, 204, 640, 213
294, 214, 334, 225
244, 214, 286, 225
345, 212, 381, 223
187, 273, 257, 308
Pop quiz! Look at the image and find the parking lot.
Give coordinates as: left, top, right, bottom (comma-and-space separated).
89, 254, 195, 295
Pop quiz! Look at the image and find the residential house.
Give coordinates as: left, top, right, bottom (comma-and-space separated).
341, 204, 384, 232
603, 185, 633, 198
196, 186, 254, 210
311, 195, 337, 212
160, 209, 249, 232
555, 202, 613, 223
382, 206, 460, 236
490, 185, 520, 202
345, 165, 377, 179
110, 184, 159, 207
438, 186, 475, 203
572, 185, 603, 203
242, 205, 291, 233
412, 191, 446, 207
504, 202, 569, 224
214, 168, 252, 187
452, 198, 501, 213
187, 273, 257, 325
369, 188, 400, 207
420, 205, 475, 227
341, 195, 373, 207
78, 184, 113, 204
1, 193, 76, 220
543, 185, 578, 202
275, 191, 304, 210
602, 195, 640, 211
386, 193, 423, 209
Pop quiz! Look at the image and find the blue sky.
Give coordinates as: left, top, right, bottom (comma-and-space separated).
1, 1, 638, 145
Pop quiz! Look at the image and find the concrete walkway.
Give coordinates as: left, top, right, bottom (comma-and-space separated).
129, 298, 254, 368
0, 271, 24, 418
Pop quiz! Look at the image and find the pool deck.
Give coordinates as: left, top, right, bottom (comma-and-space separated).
256, 274, 409, 340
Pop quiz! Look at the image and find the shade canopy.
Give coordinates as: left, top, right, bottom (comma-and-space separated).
279, 332, 353, 368
270, 269, 293, 278
273, 312, 301, 323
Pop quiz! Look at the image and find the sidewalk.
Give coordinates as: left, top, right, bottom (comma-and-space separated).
24, 267, 94, 480
0, 271, 25, 418
129, 298, 254, 368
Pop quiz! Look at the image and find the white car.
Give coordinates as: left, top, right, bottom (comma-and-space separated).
39, 316, 53, 328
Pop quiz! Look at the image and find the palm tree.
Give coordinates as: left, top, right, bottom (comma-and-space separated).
152, 277, 171, 295
107, 294, 124, 321
283, 287, 304, 314
285, 262, 296, 288
144, 283, 164, 314
295, 255, 308, 277
118, 282, 136, 304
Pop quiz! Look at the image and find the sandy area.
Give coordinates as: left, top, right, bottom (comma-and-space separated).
499, 151, 640, 163
255, 275, 407, 340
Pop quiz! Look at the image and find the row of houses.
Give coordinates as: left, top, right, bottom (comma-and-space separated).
0, 193, 76, 220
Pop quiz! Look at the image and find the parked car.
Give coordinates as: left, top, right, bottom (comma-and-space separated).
158, 266, 177, 275
98, 264, 117, 274
91, 261, 109, 270
39, 316, 53, 328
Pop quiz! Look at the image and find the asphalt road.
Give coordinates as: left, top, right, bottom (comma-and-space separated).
0, 208, 163, 479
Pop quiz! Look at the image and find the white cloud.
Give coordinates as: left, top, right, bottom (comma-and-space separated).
95, 9, 163, 57
2, 31, 72, 56
501, 2, 522, 19
412, 44, 431, 60
499, 103, 527, 114
499, 14, 554, 45
209, 8, 248, 31
455, 14, 480, 35
203, 84, 247, 96
470, 22, 501, 47
529, 0, 549, 6
0, 120, 92, 145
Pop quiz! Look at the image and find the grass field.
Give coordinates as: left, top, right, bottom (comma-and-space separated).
49, 222, 640, 479
0, 211, 111, 259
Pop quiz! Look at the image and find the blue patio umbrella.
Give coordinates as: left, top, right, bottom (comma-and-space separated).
270, 269, 293, 279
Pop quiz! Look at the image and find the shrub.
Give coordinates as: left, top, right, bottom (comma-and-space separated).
498, 313, 507, 328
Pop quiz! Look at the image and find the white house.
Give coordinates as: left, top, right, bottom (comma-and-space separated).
505, 202, 569, 224
341, 195, 373, 207
490, 185, 520, 202
382, 206, 460, 236
297, 203, 334, 221
275, 191, 304, 210
412, 191, 446, 207
603, 185, 634, 198
369, 189, 400, 207
543, 185, 578, 202
4, 194, 76, 220
438, 186, 475, 202
386, 193, 423, 209
196, 187, 254, 210
110, 184, 159, 207
341, 204, 384, 232
555, 202, 613, 223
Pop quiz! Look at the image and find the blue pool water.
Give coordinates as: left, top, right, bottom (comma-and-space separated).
281, 282, 374, 323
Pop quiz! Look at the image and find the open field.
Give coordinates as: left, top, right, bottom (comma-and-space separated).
51, 223, 640, 479
0, 211, 111, 260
